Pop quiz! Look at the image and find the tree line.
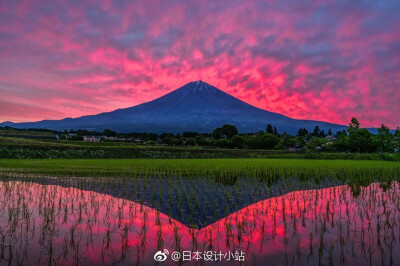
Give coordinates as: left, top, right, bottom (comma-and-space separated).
1, 117, 399, 153
157, 118, 400, 153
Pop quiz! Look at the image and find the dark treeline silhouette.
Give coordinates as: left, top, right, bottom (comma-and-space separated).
1, 117, 400, 153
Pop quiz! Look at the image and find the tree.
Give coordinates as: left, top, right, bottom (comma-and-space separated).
174, 137, 184, 145
162, 135, 175, 145
297, 128, 308, 137
283, 137, 296, 148
215, 138, 229, 148
349, 117, 360, 129
394, 127, 400, 152
195, 135, 208, 146
212, 125, 238, 139
212, 127, 223, 139
328, 128, 333, 135
231, 135, 244, 148
336, 129, 347, 137
347, 117, 374, 152
333, 133, 348, 152
273, 126, 279, 136
308, 137, 326, 151
259, 133, 280, 149
71, 134, 83, 141
244, 135, 261, 149
312, 126, 321, 137
103, 129, 116, 137
377, 124, 393, 152
222, 125, 238, 139
266, 124, 274, 134
275, 134, 296, 150
185, 138, 196, 146
183, 132, 199, 138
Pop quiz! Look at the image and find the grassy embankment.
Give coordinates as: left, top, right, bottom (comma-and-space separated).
1, 136, 400, 160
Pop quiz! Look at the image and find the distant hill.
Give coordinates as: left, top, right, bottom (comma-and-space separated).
1, 80, 347, 134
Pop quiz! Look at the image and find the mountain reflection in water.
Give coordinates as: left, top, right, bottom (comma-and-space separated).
2, 176, 343, 229
0, 181, 399, 265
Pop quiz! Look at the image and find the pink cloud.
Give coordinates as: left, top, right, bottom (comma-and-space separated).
0, 0, 399, 128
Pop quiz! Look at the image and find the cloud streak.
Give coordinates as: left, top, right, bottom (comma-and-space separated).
0, 0, 399, 128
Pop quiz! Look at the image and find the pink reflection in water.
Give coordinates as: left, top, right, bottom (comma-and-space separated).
0, 181, 399, 265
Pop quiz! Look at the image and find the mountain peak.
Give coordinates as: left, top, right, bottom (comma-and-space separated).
177, 80, 219, 95
192, 80, 208, 92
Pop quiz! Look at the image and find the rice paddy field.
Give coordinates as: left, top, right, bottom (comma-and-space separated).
1, 158, 400, 265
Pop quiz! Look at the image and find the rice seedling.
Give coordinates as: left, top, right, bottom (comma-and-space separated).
0, 158, 399, 264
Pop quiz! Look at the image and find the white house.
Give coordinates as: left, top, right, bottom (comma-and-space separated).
83, 136, 101, 142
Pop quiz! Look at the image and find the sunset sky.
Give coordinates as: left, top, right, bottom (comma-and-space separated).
1, 0, 399, 128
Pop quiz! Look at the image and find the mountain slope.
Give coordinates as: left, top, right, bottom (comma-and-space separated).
1, 81, 346, 134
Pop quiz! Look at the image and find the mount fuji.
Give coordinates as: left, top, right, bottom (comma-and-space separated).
1, 81, 346, 134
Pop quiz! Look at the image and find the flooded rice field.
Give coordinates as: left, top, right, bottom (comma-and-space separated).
0, 176, 400, 265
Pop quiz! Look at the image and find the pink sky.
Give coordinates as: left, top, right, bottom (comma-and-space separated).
0, 0, 399, 128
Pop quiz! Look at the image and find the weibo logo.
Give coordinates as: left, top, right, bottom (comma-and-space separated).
154, 249, 169, 262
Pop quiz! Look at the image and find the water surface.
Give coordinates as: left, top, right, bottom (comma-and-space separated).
0, 180, 399, 265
